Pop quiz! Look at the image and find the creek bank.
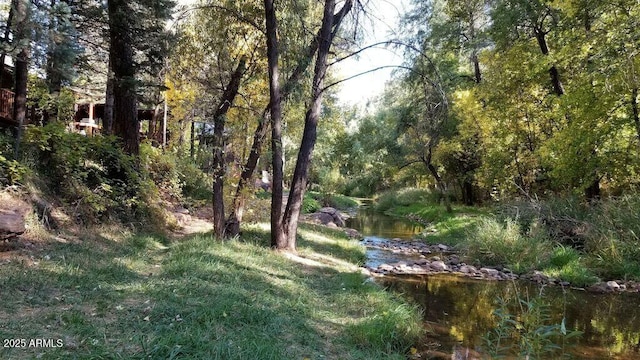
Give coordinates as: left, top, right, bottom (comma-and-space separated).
362, 237, 640, 294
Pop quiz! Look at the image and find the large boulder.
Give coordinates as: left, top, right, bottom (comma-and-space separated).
309, 207, 346, 228
0, 209, 26, 239
0, 193, 29, 239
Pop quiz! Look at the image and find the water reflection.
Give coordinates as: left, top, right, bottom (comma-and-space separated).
382, 275, 640, 359
348, 206, 640, 359
345, 206, 423, 240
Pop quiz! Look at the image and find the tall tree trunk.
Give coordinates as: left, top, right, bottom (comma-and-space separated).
212, 56, 247, 239
632, 87, 640, 150
12, 0, 30, 159
425, 160, 451, 213
224, 0, 353, 238
280, 0, 343, 251
103, 63, 114, 134
190, 113, 195, 158
263, 0, 286, 248
472, 52, 481, 84
44, 0, 64, 124
108, 0, 139, 155
462, 179, 474, 206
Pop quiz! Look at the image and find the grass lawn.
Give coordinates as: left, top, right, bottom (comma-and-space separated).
0, 223, 422, 359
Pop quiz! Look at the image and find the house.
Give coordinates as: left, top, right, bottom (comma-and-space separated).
0, 56, 37, 128
71, 86, 161, 139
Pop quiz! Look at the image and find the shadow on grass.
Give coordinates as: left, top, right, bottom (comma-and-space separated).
0, 226, 420, 360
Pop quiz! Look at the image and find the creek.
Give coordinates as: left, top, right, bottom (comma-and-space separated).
346, 205, 640, 359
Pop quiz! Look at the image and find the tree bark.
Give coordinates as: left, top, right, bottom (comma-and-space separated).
224, 0, 353, 238
425, 161, 451, 213
584, 178, 600, 202
212, 56, 247, 239
103, 63, 114, 134
462, 179, 474, 206
472, 52, 481, 84
632, 87, 640, 150
108, 0, 139, 155
190, 113, 195, 158
12, 0, 30, 159
280, 0, 346, 250
262, 0, 286, 248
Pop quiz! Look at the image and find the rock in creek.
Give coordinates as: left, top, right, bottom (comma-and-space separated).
362, 237, 640, 292
308, 207, 346, 228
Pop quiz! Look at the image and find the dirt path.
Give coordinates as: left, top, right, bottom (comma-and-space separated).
169, 206, 213, 238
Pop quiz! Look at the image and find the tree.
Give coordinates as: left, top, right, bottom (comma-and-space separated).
224, 0, 355, 238
274, 0, 354, 251
107, 0, 174, 155
211, 56, 247, 238
43, 0, 80, 123
11, 0, 30, 157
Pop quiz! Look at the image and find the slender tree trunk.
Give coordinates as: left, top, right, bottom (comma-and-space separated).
472, 52, 481, 84
224, 0, 353, 238
108, 0, 139, 155
212, 56, 247, 239
632, 87, 640, 150
44, 0, 64, 124
103, 63, 114, 134
426, 162, 451, 213
263, 0, 286, 248
462, 179, 474, 206
12, 0, 29, 158
190, 113, 195, 158
280, 0, 341, 250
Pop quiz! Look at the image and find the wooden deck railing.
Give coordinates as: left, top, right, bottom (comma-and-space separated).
0, 88, 14, 121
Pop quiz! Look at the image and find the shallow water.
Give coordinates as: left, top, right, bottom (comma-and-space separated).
346, 206, 640, 359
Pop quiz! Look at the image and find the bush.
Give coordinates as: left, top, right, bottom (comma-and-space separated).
375, 188, 437, 212
497, 196, 640, 280
465, 217, 552, 273
0, 131, 27, 186
483, 293, 582, 359
302, 194, 320, 214
176, 158, 212, 201
140, 143, 181, 200
22, 124, 147, 224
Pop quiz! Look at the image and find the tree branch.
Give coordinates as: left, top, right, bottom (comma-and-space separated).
322, 65, 410, 92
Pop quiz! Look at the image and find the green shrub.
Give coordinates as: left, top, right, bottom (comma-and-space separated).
140, 143, 181, 200
395, 187, 438, 206
302, 194, 320, 213
176, 157, 212, 201
22, 124, 146, 224
0, 130, 27, 185
465, 217, 552, 273
375, 187, 437, 212
0, 155, 27, 185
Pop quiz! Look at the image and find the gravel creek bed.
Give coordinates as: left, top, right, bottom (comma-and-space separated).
359, 236, 640, 294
